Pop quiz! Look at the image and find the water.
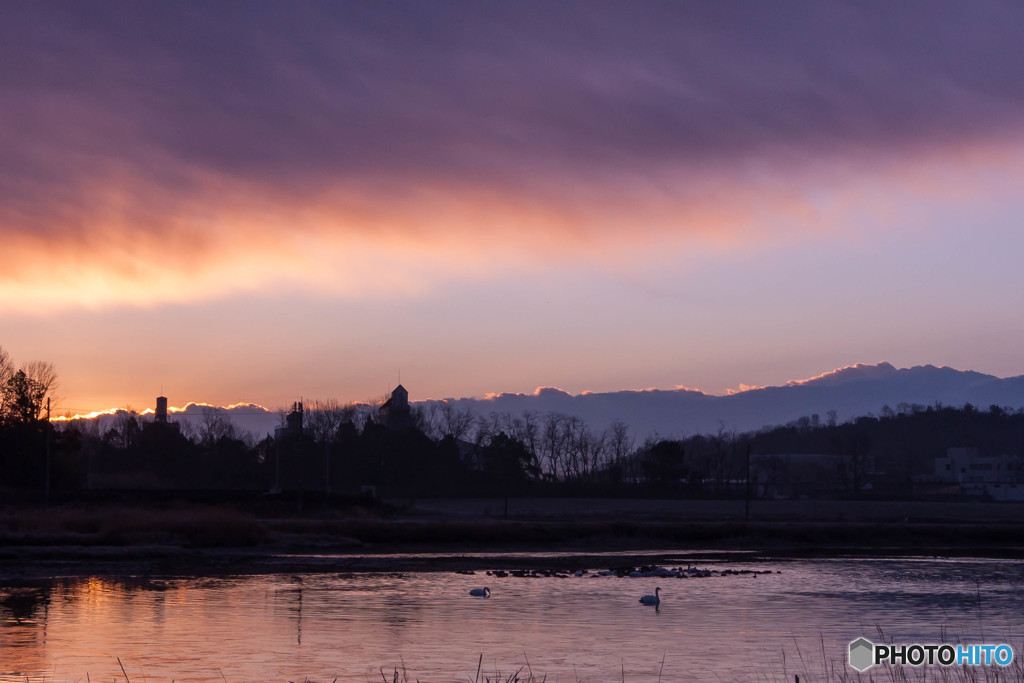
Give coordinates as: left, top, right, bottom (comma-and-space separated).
2, 555, 1023, 681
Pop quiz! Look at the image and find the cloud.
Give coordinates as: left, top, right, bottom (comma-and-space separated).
57, 401, 282, 439
4, 2, 1024, 309
726, 384, 766, 396
483, 387, 573, 401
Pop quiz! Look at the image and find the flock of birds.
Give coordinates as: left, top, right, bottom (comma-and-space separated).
468, 583, 662, 606
465, 563, 778, 606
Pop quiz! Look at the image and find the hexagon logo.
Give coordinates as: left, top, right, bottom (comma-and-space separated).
849, 637, 875, 671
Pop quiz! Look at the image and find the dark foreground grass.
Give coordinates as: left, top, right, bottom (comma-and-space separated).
0, 502, 268, 547
376, 636, 1024, 683
4, 500, 1024, 560
39, 643, 1024, 682
364, 656, 1024, 683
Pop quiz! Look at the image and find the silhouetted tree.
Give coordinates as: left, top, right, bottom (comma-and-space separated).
198, 408, 235, 446
642, 439, 686, 487
0, 346, 13, 401
1, 361, 57, 426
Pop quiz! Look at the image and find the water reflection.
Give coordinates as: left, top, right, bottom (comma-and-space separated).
1, 585, 52, 680
0, 557, 1022, 681
1, 586, 50, 625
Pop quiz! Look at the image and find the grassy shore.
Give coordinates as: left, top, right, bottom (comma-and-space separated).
3, 497, 1024, 579
2, 505, 1024, 550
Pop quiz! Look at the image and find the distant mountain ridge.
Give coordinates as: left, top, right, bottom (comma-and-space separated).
435, 362, 1024, 438
67, 363, 1024, 440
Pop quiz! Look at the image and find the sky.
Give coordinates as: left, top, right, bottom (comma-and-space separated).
3, 1, 1024, 416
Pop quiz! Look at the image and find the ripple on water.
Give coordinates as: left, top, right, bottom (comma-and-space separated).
1, 557, 1022, 681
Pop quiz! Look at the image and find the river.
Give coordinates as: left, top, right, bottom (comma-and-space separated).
2, 554, 1022, 681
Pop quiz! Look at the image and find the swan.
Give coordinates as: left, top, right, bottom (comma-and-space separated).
469, 587, 491, 597
639, 587, 661, 605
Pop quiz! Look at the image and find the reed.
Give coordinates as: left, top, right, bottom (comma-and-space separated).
758, 628, 1024, 683
368, 639, 1024, 683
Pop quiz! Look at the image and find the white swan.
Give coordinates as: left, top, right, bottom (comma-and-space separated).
469, 587, 491, 597
639, 587, 661, 605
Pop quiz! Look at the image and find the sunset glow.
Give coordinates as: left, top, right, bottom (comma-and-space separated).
4, 2, 1024, 414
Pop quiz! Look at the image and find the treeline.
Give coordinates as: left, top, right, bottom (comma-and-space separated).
0, 369, 685, 498
0, 347, 58, 494
37, 402, 642, 497
21, 400, 779, 498
10, 398, 1024, 500
749, 402, 1024, 490
6, 345, 1024, 501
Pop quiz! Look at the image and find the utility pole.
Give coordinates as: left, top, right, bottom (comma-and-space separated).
273, 436, 281, 493
744, 443, 751, 522
45, 397, 51, 506
86, 439, 93, 492
297, 400, 304, 513
324, 439, 331, 502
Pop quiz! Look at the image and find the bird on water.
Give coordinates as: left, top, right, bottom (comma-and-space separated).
469, 587, 491, 597
639, 587, 661, 605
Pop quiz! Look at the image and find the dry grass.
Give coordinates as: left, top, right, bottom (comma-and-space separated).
0, 503, 267, 547
755, 630, 1024, 683
5, 498, 1024, 557
366, 639, 1024, 683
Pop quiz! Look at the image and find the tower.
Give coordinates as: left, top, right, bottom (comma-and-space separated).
379, 384, 411, 429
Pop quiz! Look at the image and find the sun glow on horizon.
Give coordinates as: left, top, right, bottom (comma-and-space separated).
6, 2, 1024, 417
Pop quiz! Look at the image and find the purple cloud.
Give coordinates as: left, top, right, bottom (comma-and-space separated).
2, 1, 1023, 250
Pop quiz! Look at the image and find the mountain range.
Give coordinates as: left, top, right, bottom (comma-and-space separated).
438, 362, 1024, 438
74, 362, 1024, 440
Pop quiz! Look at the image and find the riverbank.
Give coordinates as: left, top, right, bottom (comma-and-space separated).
2, 497, 1024, 581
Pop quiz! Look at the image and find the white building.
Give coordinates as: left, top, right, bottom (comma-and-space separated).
933, 447, 1024, 500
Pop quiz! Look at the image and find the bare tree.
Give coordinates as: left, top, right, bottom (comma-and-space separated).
607, 420, 635, 481
0, 346, 13, 390
540, 413, 566, 480
472, 412, 502, 449
584, 427, 606, 480
559, 416, 605, 480
0, 353, 58, 424
708, 422, 738, 493
0, 346, 15, 420
198, 407, 235, 445
178, 418, 199, 442
307, 398, 345, 443
23, 360, 58, 402
307, 398, 346, 494
517, 411, 541, 462
108, 407, 142, 449
436, 401, 474, 441
562, 416, 586, 480
417, 402, 441, 440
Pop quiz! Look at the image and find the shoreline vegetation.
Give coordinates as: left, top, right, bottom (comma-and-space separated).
4, 496, 1024, 580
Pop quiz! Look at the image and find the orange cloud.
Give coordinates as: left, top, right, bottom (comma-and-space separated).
3, 133, 1024, 314
726, 384, 765, 395
0, 167, 775, 312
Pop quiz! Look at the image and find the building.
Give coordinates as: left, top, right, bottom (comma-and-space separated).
155, 395, 169, 423
275, 401, 304, 440
378, 384, 412, 429
933, 447, 1024, 500
270, 401, 304, 494
143, 395, 180, 435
